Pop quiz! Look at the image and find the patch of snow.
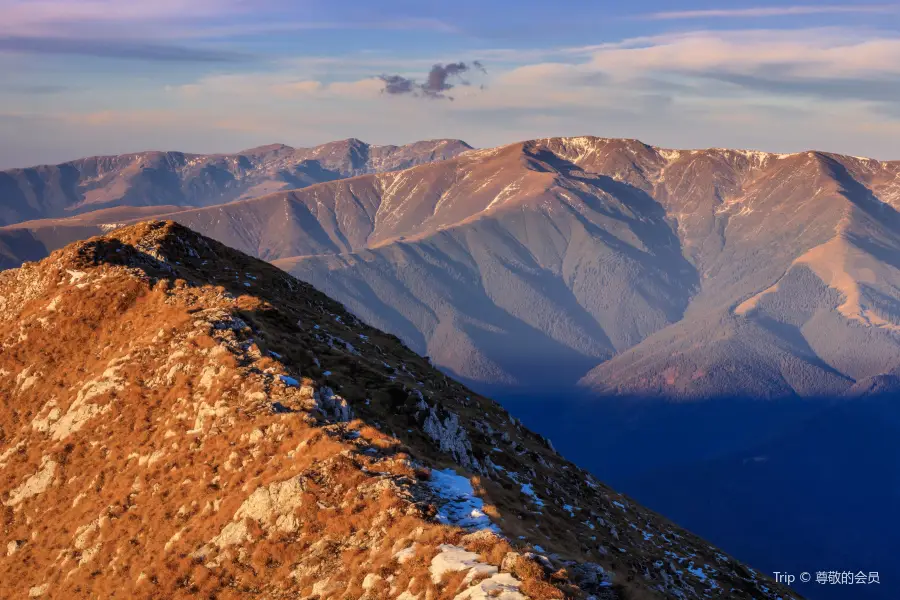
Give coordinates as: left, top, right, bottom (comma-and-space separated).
520, 483, 544, 508
687, 562, 709, 582
430, 544, 496, 584
454, 572, 527, 599
657, 148, 683, 162
279, 375, 299, 387
428, 469, 498, 532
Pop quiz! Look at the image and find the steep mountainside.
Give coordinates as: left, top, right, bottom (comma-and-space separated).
581, 152, 900, 398
3, 136, 900, 397
281, 139, 900, 395
0, 222, 796, 599
0, 138, 470, 226
172, 140, 703, 386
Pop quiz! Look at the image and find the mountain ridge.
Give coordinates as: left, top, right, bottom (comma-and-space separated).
0, 138, 472, 227
0, 220, 798, 599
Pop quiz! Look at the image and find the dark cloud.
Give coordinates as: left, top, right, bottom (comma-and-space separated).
423, 62, 468, 98
379, 74, 417, 95
0, 36, 250, 63
379, 61, 486, 101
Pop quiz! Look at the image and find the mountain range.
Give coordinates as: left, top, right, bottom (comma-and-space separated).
0, 221, 796, 599
0, 137, 470, 227
4, 136, 900, 399
3, 136, 899, 599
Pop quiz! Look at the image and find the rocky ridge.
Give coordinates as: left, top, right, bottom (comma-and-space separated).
0, 222, 797, 599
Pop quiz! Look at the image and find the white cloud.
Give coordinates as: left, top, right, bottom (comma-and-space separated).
164, 17, 459, 39
165, 72, 386, 100
586, 29, 900, 80
645, 4, 899, 20
271, 80, 323, 96
326, 78, 385, 98
496, 62, 591, 86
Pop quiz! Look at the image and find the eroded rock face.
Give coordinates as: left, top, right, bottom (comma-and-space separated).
423, 405, 480, 472
0, 222, 800, 599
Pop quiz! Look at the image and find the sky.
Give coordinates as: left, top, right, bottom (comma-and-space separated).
2, 0, 900, 167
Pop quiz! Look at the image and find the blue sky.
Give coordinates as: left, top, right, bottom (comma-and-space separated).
2, 0, 900, 167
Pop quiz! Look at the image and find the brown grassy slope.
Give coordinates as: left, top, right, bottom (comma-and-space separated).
0, 222, 798, 599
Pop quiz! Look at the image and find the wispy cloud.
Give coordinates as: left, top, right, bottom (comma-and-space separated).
645, 4, 899, 20
0, 0, 456, 40
0, 0, 240, 32
585, 29, 900, 80
0, 0, 256, 62
0, 35, 250, 62
0, 0, 455, 64
164, 18, 459, 39
166, 72, 386, 100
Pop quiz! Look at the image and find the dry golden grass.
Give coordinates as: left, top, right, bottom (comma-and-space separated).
0, 222, 801, 600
